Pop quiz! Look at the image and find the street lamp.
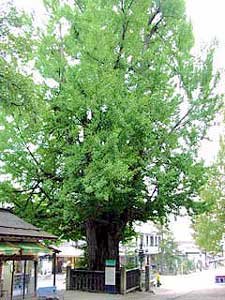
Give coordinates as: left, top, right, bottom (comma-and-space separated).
138, 241, 146, 291
138, 242, 145, 270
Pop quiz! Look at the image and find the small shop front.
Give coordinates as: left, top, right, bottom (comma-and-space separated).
0, 208, 58, 300
0, 242, 52, 300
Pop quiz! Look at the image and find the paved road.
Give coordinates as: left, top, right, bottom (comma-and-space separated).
175, 288, 225, 300
152, 267, 225, 300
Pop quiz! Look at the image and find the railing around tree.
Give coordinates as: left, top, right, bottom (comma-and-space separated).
66, 266, 154, 294
126, 268, 140, 292
66, 267, 121, 293
120, 266, 141, 294
68, 269, 105, 292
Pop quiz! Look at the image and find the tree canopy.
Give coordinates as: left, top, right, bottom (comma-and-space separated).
156, 228, 180, 274
192, 139, 225, 254
0, 0, 222, 269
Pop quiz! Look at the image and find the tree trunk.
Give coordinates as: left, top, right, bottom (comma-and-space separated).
86, 219, 123, 270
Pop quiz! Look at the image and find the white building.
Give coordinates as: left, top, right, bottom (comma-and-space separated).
120, 222, 162, 267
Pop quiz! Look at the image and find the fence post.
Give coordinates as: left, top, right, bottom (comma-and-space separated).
145, 265, 150, 291
0, 261, 3, 297
139, 267, 145, 291
66, 266, 71, 290
120, 266, 126, 295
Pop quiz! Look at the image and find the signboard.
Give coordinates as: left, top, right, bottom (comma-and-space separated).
105, 259, 116, 293
105, 267, 115, 285
106, 260, 116, 267
215, 275, 225, 283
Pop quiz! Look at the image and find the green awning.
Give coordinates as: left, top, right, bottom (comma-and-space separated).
14, 242, 51, 255
0, 242, 51, 256
0, 243, 20, 255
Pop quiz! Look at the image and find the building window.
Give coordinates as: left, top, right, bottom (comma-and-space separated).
155, 236, 158, 246
140, 235, 144, 247
150, 236, 154, 246
158, 236, 161, 245
146, 235, 149, 246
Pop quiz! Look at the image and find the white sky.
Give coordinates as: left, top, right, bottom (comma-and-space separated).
185, 0, 225, 166
175, 0, 225, 241
13, 0, 44, 13
13, 0, 225, 43
186, 0, 225, 45
11, 0, 225, 241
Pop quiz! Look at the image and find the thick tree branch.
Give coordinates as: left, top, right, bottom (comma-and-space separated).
144, 17, 163, 49
39, 186, 54, 204
148, 7, 161, 26
114, 1, 131, 70
120, 0, 125, 13
74, 0, 84, 13
10, 102, 23, 107
127, 0, 136, 10
85, 51, 105, 65
58, 22, 65, 90
170, 106, 194, 133
23, 182, 40, 210
114, 20, 129, 69
14, 122, 63, 183
127, 0, 135, 10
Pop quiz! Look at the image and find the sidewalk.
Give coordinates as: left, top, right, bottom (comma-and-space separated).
56, 274, 184, 300
62, 288, 180, 300
63, 290, 156, 300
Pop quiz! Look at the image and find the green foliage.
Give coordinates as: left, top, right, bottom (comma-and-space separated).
182, 258, 195, 274
0, 3, 34, 109
192, 140, 225, 254
193, 214, 223, 253
124, 260, 137, 270
0, 0, 222, 245
75, 243, 88, 269
156, 229, 181, 274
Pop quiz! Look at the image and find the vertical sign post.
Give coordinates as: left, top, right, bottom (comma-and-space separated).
105, 259, 116, 294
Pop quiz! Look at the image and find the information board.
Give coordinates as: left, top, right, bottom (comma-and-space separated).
105, 259, 116, 293
105, 267, 116, 285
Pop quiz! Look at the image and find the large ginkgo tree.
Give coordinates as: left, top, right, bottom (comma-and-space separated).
0, 0, 222, 270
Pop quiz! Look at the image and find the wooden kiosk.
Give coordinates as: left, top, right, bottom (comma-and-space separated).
0, 208, 57, 300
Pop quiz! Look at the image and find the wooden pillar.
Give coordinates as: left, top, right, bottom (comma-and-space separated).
147, 254, 150, 265
34, 260, 38, 297
120, 266, 126, 295
52, 252, 56, 286
145, 265, 149, 291
22, 260, 27, 299
10, 260, 15, 300
0, 261, 2, 280
0, 261, 3, 297
66, 266, 71, 290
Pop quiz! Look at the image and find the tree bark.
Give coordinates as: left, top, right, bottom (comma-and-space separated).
86, 219, 122, 270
